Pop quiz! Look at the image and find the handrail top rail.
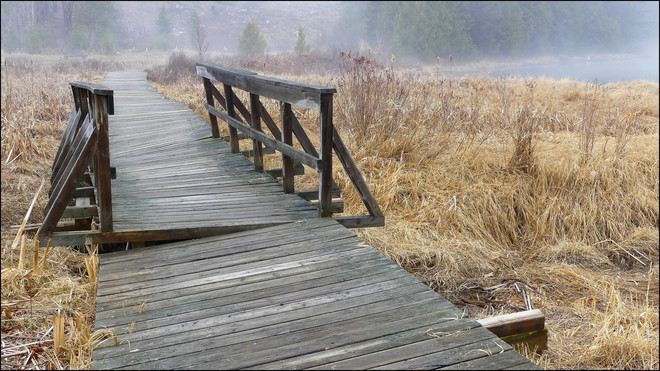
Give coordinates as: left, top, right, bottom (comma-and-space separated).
197, 63, 336, 110
197, 63, 336, 94
70, 81, 114, 96
70, 81, 114, 115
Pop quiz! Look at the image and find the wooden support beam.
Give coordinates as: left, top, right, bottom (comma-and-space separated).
40, 119, 97, 236
202, 77, 221, 138
477, 309, 547, 354
10, 220, 77, 234
71, 186, 95, 198
318, 93, 333, 217
94, 94, 113, 232
264, 163, 304, 178
74, 197, 93, 230
38, 223, 279, 246
309, 198, 344, 213
61, 205, 98, 219
240, 146, 275, 158
51, 108, 81, 183
223, 84, 240, 153
281, 102, 294, 194
220, 133, 249, 142
334, 215, 385, 228
249, 93, 264, 171
295, 189, 341, 201
332, 126, 383, 218
477, 309, 545, 337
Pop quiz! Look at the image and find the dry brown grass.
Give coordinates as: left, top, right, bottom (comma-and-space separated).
2, 51, 658, 369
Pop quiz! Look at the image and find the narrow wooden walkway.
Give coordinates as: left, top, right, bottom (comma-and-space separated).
58, 71, 319, 245
92, 219, 535, 370
90, 71, 538, 369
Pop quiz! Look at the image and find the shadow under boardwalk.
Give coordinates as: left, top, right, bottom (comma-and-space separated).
55, 71, 319, 245
91, 218, 537, 370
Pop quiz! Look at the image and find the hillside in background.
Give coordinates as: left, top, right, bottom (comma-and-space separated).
2, 1, 657, 64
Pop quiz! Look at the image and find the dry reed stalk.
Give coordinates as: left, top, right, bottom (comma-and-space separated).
18, 234, 27, 270
10, 178, 45, 250
53, 311, 65, 354
39, 238, 52, 273
33, 235, 40, 275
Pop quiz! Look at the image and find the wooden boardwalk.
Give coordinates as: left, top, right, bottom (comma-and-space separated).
92, 219, 535, 370
107, 71, 320, 236
87, 71, 538, 369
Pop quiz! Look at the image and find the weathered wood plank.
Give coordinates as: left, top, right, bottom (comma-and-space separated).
202, 77, 220, 138
61, 205, 98, 219
49, 114, 92, 197
281, 102, 295, 193
51, 107, 81, 182
318, 93, 333, 217
197, 63, 336, 110
93, 94, 113, 232
206, 103, 322, 170
40, 119, 96, 236
223, 84, 240, 153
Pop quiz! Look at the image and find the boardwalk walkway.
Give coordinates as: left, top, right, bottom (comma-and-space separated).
89, 71, 538, 369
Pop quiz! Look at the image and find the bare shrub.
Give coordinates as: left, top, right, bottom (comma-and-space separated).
146, 51, 197, 84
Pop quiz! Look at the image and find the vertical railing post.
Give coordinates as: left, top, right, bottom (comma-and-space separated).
223, 84, 240, 153
202, 77, 220, 138
318, 93, 334, 217
249, 93, 263, 171
280, 102, 294, 194
93, 94, 113, 232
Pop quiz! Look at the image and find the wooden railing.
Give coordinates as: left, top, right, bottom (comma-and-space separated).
39, 82, 114, 237
197, 63, 384, 228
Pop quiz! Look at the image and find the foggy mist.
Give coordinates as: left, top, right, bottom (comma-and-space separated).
1, 1, 658, 83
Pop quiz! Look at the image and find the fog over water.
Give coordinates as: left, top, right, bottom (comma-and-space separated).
471, 52, 660, 83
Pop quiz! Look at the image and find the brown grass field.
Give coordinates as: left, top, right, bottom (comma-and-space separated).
1, 50, 658, 369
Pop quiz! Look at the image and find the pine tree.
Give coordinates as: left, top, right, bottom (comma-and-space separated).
294, 26, 311, 55
155, 6, 172, 49
239, 18, 267, 57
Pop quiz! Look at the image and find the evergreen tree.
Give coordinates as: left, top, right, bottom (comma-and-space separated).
239, 18, 267, 57
71, 1, 118, 52
155, 6, 172, 49
294, 26, 311, 55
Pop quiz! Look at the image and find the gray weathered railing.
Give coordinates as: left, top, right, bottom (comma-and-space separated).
39, 82, 114, 237
197, 63, 384, 228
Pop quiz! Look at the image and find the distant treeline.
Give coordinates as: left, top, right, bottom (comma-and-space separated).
331, 1, 659, 60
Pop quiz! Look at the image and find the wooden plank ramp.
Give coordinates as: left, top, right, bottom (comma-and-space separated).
92, 218, 537, 370
103, 71, 319, 242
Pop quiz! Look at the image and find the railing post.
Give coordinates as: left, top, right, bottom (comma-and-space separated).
93, 94, 113, 232
249, 93, 263, 171
280, 102, 294, 193
223, 84, 240, 153
318, 93, 333, 217
202, 77, 220, 138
